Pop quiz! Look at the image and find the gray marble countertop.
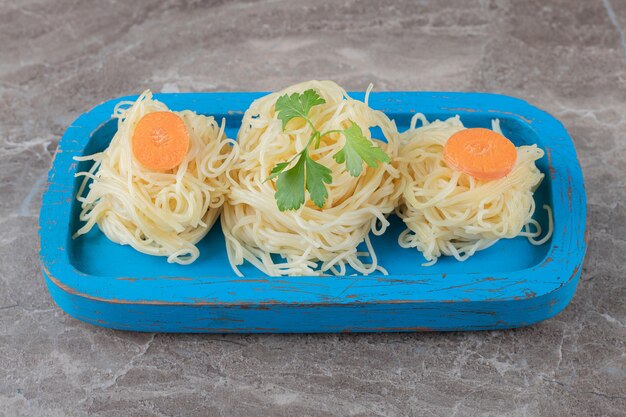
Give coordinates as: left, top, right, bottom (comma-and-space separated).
1, 1, 625, 416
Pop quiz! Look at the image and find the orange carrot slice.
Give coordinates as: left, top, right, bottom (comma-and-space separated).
132, 111, 190, 171
443, 128, 517, 180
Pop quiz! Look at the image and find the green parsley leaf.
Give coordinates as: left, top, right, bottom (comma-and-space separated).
274, 89, 326, 130
270, 90, 390, 211
275, 154, 305, 211
265, 161, 290, 182
273, 150, 332, 211
333, 121, 391, 176
304, 152, 332, 208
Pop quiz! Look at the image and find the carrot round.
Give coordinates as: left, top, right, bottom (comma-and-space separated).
443, 128, 517, 180
132, 111, 190, 171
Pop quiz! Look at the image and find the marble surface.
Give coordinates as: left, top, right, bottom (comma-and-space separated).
1, 0, 625, 415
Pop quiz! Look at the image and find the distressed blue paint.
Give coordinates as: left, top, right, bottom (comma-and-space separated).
39, 92, 587, 333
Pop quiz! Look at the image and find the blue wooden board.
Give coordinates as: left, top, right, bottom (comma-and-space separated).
39, 92, 587, 332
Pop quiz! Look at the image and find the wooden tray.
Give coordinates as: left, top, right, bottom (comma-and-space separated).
39, 92, 587, 332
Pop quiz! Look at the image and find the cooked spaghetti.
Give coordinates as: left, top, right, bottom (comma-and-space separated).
73, 90, 237, 264
396, 114, 553, 265
222, 80, 402, 276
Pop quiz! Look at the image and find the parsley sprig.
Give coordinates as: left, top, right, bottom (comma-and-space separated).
265, 89, 390, 211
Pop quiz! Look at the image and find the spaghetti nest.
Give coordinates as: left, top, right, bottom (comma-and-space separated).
73, 90, 238, 264
223, 80, 402, 276
396, 114, 552, 265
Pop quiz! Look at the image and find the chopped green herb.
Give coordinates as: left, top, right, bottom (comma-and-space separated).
275, 89, 326, 130
333, 121, 391, 176
268, 89, 390, 211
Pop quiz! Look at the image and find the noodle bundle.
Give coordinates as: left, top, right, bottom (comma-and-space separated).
396, 114, 552, 265
73, 90, 238, 264
222, 80, 402, 276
